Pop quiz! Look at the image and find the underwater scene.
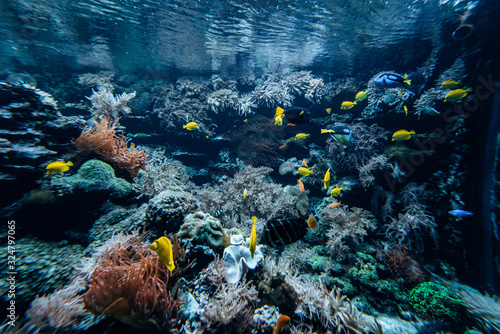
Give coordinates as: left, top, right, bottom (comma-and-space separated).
1, 0, 500, 333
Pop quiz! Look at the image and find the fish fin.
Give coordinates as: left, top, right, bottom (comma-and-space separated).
276, 107, 284, 116
352, 101, 357, 105
404, 79, 412, 85
67, 161, 73, 166
183, 125, 187, 129
321, 129, 328, 134
410, 130, 416, 134
466, 87, 473, 92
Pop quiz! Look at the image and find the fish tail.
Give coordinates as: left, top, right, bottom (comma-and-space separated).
352, 100, 357, 105
466, 87, 473, 92
67, 161, 73, 166
183, 125, 187, 129
404, 79, 412, 86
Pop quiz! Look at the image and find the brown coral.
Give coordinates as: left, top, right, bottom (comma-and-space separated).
83, 234, 183, 330
74, 117, 146, 177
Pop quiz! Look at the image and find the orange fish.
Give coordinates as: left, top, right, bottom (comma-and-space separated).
279, 144, 287, 150
297, 178, 305, 193
287, 123, 296, 127
302, 159, 308, 167
274, 315, 291, 334
329, 202, 342, 209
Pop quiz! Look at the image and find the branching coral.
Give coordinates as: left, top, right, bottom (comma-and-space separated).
198, 166, 298, 230
83, 234, 185, 330
74, 117, 146, 177
133, 147, 191, 198
78, 71, 115, 91
207, 89, 238, 114
87, 87, 136, 121
358, 154, 390, 188
320, 206, 377, 261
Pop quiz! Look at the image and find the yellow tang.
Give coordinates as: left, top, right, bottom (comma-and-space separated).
441, 79, 462, 89
355, 90, 368, 102
243, 187, 247, 199
46, 161, 73, 175
324, 168, 330, 190
296, 167, 313, 176
392, 129, 416, 141
183, 122, 199, 130
295, 133, 310, 140
152, 236, 175, 274
331, 187, 344, 197
341, 101, 357, 110
250, 216, 257, 258
444, 87, 473, 103
326, 108, 332, 114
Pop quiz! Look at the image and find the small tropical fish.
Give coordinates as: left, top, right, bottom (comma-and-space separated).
449, 209, 474, 217
321, 125, 353, 147
130, 143, 136, 149
297, 178, 305, 193
286, 123, 296, 127
374, 72, 411, 88
331, 187, 344, 197
392, 129, 415, 141
329, 201, 342, 209
341, 101, 357, 110
326, 108, 332, 114
250, 216, 257, 258
441, 79, 462, 89
274, 113, 284, 126
294, 133, 310, 140
273, 315, 291, 334
183, 122, 199, 130
444, 87, 473, 103
152, 236, 175, 274
296, 167, 313, 176
301, 159, 308, 167
46, 161, 73, 175
355, 90, 368, 102
261, 216, 317, 247
324, 168, 330, 190
404, 105, 408, 116
244, 119, 248, 123
243, 188, 248, 199
421, 105, 440, 115
279, 144, 287, 150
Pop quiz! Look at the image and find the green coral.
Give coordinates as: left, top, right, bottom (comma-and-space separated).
409, 282, 466, 323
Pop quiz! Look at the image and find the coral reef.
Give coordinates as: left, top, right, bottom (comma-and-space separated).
83, 234, 185, 330
74, 118, 146, 177
133, 147, 192, 198
0, 236, 84, 311
144, 188, 199, 235
178, 211, 225, 249
320, 206, 377, 261
50, 159, 134, 199
86, 87, 136, 121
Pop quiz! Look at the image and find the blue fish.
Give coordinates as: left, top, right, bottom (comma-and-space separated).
373, 72, 411, 88
449, 209, 474, 217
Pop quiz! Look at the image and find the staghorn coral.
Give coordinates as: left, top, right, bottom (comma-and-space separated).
74, 117, 146, 177
83, 234, 185, 330
133, 147, 191, 198
86, 87, 136, 122
320, 206, 377, 261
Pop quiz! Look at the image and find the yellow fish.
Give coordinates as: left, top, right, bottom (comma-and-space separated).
341, 101, 357, 110
326, 108, 332, 114
444, 87, 473, 103
296, 167, 313, 176
392, 129, 416, 141
294, 133, 310, 140
274, 114, 284, 126
275, 106, 284, 117
331, 187, 344, 197
243, 187, 247, 199
324, 168, 330, 190
152, 236, 175, 274
46, 161, 73, 175
250, 216, 257, 258
441, 79, 462, 89
355, 90, 368, 102
404, 105, 408, 116
183, 122, 199, 130
320, 129, 335, 134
